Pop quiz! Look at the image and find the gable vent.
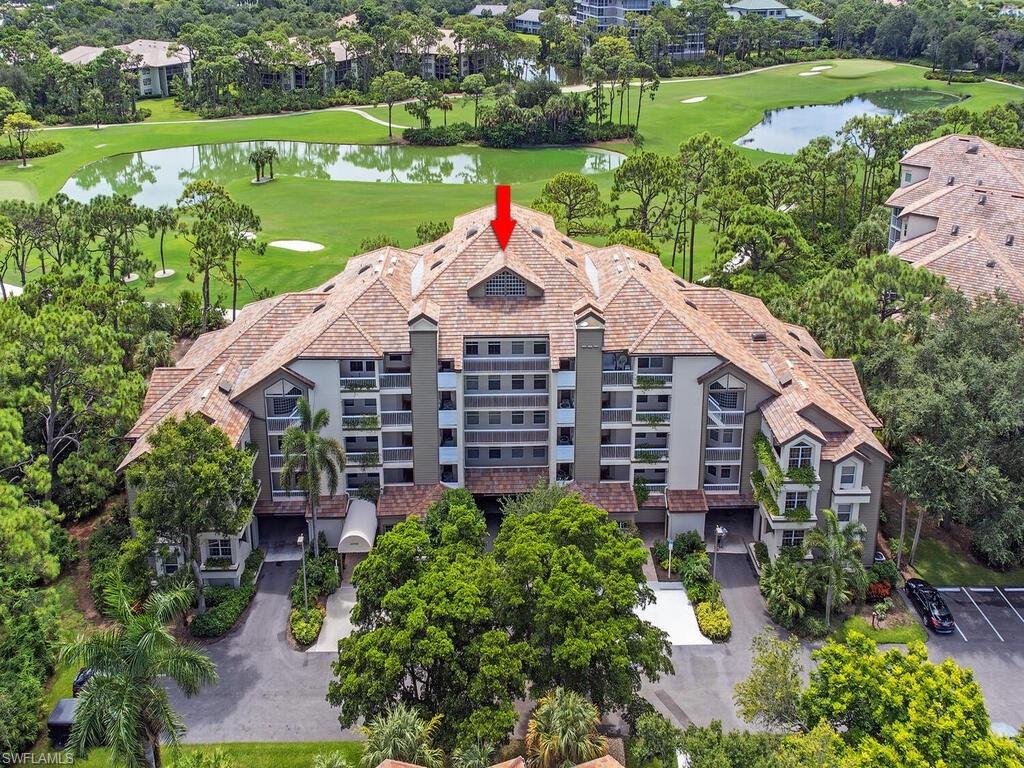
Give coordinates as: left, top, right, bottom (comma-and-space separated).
1008, 235, 1015, 246
951, 225, 960, 235
750, 331, 768, 342
967, 144, 980, 155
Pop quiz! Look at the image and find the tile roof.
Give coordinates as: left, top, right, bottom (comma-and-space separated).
464, 467, 548, 495
125, 202, 886, 470
568, 481, 639, 514
376, 483, 446, 517
253, 494, 350, 517
667, 489, 709, 513
60, 40, 190, 68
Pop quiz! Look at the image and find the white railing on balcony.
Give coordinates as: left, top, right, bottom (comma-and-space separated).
602, 370, 633, 387
464, 393, 549, 409
380, 410, 412, 427
635, 373, 673, 388
635, 410, 670, 426
382, 447, 414, 463
600, 444, 631, 459
705, 447, 742, 463
347, 451, 382, 466
464, 429, 548, 445
704, 482, 741, 493
601, 407, 632, 423
269, 453, 285, 470
634, 447, 669, 461
379, 373, 411, 389
342, 415, 380, 430
463, 356, 549, 373
340, 375, 379, 391
267, 415, 300, 433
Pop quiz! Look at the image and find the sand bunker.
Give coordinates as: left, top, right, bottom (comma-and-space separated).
799, 72, 820, 77
269, 240, 325, 252
680, 96, 707, 104
810, 65, 833, 71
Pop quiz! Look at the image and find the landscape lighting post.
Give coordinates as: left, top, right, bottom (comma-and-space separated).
667, 538, 674, 580
713, 525, 728, 580
297, 533, 308, 611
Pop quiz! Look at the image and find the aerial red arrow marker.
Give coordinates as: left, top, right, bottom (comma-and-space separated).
490, 185, 516, 250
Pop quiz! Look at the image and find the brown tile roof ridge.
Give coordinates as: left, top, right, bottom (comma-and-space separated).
915, 230, 1024, 299
899, 134, 956, 164
890, 228, 943, 259
911, 229, 981, 269
468, 248, 546, 292
895, 182, 966, 218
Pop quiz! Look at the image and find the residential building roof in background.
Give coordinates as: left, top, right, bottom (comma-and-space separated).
58, 39, 189, 68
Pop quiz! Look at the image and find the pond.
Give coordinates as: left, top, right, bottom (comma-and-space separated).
734, 89, 964, 154
60, 140, 623, 207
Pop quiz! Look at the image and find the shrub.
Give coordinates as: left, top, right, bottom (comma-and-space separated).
753, 541, 770, 566
633, 476, 650, 507
629, 710, 681, 767
0, 140, 63, 161
866, 581, 893, 602
190, 549, 264, 638
687, 577, 721, 605
403, 122, 475, 146
673, 529, 705, 555
680, 551, 711, 591
695, 600, 731, 641
796, 615, 830, 639
0, 669, 45, 750
86, 507, 149, 609
48, 525, 80, 574
924, 70, 983, 82
290, 606, 325, 645
869, 559, 900, 587
290, 549, 340, 608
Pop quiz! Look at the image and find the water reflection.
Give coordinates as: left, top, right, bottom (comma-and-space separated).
61, 140, 622, 207
734, 89, 963, 155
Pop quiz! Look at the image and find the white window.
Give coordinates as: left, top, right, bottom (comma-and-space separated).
904, 171, 912, 184
532, 447, 546, 458
784, 491, 809, 510
207, 538, 232, 559
534, 340, 547, 355
788, 443, 813, 468
839, 464, 857, 489
837, 503, 853, 522
533, 375, 546, 391
511, 376, 525, 390
465, 341, 479, 355
484, 270, 526, 296
488, 377, 500, 391
488, 342, 501, 355
781, 530, 805, 548
533, 411, 546, 425
721, 466, 732, 479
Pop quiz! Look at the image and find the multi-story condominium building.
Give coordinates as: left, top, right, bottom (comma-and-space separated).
886, 134, 1024, 303
574, 0, 670, 32
722, 0, 822, 24
120, 203, 888, 573
58, 39, 191, 97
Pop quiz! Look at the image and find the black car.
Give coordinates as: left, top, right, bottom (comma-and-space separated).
72, 668, 96, 696
905, 578, 956, 634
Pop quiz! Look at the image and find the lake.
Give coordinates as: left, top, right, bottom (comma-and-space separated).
60, 141, 623, 207
734, 89, 964, 154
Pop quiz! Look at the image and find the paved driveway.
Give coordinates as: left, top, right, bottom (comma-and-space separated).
170, 560, 357, 742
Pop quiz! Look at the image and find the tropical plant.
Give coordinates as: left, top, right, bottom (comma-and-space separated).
133, 330, 174, 376
805, 509, 868, 626
60, 579, 217, 768
280, 396, 345, 557
312, 752, 352, 768
359, 703, 444, 768
149, 205, 178, 276
759, 556, 814, 629
450, 741, 493, 768
525, 688, 607, 768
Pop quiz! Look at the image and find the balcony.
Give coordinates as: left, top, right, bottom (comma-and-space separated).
340, 375, 379, 392
705, 446, 742, 463
438, 409, 458, 428
342, 415, 380, 431
635, 410, 670, 427
269, 453, 285, 470
634, 447, 669, 463
555, 444, 574, 462
379, 373, 411, 390
464, 429, 548, 445
635, 373, 673, 389
382, 447, 414, 464
380, 410, 412, 428
556, 370, 576, 388
602, 370, 633, 388
347, 450, 381, 467
601, 408, 632, 424
437, 371, 458, 389
464, 393, 549, 409
704, 482, 741, 493
556, 408, 575, 426
707, 395, 744, 427
463, 356, 549, 373
600, 444, 631, 460
439, 445, 459, 464
266, 414, 300, 433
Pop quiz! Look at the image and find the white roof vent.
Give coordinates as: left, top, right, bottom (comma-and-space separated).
1007, 235, 1015, 246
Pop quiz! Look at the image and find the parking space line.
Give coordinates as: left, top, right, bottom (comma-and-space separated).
963, 588, 1004, 642
995, 587, 1024, 625
955, 621, 969, 642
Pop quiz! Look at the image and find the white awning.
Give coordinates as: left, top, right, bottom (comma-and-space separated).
337, 499, 377, 554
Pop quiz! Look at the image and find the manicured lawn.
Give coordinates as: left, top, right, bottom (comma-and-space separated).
911, 533, 1024, 587
143, 97, 200, 122
42, 576, 91, 714
1, 59, 1017, 304
54, 741, 363, 768
835, 614, 929, 645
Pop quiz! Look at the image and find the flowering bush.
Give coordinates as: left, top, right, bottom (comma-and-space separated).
290, 606, 325, 646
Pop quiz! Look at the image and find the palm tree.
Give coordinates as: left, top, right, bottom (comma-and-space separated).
149, 204, 177, 276
760, 555, 815, 629
133, 329, 174, 376
438, 94, 453, 127
805, 509, 869, 626
264, 146, 278, 179
526, 688, 607, 768
248, 148, 266, 182
359, 703, 444, 768
451, 742, 493, 768
280, 396, 345, 557
60, 579, 217, 768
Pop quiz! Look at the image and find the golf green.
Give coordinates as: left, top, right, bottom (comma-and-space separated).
0, 59, 1016, 304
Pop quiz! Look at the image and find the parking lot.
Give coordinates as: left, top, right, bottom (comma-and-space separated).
931, 586, 1024, 644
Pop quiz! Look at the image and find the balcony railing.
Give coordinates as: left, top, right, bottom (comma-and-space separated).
266, 414, 300, 433
705, 447, 742, 463
600, 444, 631, 459
635, 410, 670, 426
340, 375, 379, 392
704, 482, 741, 493
635, 373, 673, 389
347, 451, 382, 467
601, 407, 632, 423
464, 429, 548, 445
464, 393, 549, 409
379, 373, 411, 390
634, 447, 669, 462
380, 410, 412, 427
342, 415, 380, 431
463, 356, 549, 373
269, 453, 285, 470
602, 370, 633, 387
707, 395, 744, 427
382, 447, 414, 464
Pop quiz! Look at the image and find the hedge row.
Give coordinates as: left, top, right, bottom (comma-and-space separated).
190, 549, 265, 638
0, 140, 64, 162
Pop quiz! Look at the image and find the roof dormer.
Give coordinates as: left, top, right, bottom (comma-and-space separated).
467, 251, 544, 298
